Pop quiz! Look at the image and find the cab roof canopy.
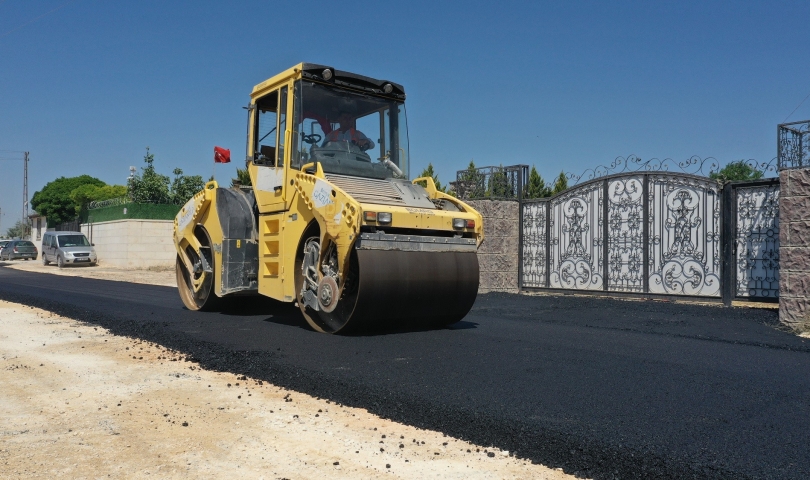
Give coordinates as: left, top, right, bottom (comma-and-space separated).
251, 63, 405, 101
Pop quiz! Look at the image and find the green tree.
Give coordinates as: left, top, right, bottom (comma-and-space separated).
171, 168, 205, 204
417, 163, 445, 192
551, 171, 569, 195
98, 184, 128, 200
31, 175, 106, 225
709, 160, 764, 183
6, 220, 30, 239
69, 184, 127, 214
526, 166, 551, 199
231, 167, 252, 187
457, 160, 485, 198
487, 165, 513, 198
128, 148, 172, 204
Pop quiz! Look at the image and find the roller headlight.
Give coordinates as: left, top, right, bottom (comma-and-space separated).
377, 212, 392, 225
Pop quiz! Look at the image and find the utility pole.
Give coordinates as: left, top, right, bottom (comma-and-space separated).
23, 152, 29, 239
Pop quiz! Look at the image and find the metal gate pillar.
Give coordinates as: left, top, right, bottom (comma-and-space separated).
720, 184, 735, 306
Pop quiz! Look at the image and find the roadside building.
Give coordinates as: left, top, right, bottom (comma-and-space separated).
28, 211, 48, 252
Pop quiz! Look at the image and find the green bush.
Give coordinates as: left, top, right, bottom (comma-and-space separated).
232, 167, 252, 187
86, 203, 181, 223
709, 160, 764, 183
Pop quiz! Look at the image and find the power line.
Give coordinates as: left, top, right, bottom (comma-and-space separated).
783, 84, 810, 123
0, 0, 76, 40
0, 150, 25, 161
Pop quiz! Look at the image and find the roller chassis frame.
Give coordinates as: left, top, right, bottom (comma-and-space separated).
173, 62, 484, 333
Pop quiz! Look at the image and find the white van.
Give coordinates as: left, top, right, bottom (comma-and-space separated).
41, 231, 98, 268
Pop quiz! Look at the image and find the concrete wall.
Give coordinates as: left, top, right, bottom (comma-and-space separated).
467, 200, 520, 293
29, 220, 50, 255
780, 167, 810, 331
30, 215, 47, 252
81, 219, 175, 269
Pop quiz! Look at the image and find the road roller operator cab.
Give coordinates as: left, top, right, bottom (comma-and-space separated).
173, 63, 484, 333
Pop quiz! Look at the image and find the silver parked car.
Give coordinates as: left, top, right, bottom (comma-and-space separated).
41, 231, 97, 268
0, 240, 38, 261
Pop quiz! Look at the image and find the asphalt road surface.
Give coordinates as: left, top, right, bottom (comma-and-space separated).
2, 265, 809, 479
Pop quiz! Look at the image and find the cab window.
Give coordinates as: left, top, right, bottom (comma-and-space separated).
254, 91, 279, 166
254, 86, 288, 167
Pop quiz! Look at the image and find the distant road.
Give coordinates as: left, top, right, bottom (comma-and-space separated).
2, 265, 809, 479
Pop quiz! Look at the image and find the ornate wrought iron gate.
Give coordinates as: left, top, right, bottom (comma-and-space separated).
521, 173, 780, 303
729, 180, 780, 299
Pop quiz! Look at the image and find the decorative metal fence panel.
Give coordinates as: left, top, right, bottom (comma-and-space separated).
647, 174, 721, 297
519, 173, 780, 302
521, 201, 547, 288
454, 165, 528, 201
607, 176, 645, 292
549, 181, 604, 290
734, 183, 780, 298
778, 120, 810, 170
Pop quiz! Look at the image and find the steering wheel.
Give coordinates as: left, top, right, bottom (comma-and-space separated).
302, 133, 322, 145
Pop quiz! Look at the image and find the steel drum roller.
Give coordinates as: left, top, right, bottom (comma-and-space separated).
299, 249, 479, 334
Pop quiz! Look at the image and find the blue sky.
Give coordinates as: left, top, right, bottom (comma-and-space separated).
1, 0, 809, 227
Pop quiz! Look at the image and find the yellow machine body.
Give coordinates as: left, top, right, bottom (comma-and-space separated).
174, 63, 483, 333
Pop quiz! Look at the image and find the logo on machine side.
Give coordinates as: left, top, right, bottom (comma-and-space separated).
177, 198, 196, 230
405, 207, 433, 215
312, 180, 334, 209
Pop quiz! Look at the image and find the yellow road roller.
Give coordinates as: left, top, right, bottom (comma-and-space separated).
173, 63, 483, 333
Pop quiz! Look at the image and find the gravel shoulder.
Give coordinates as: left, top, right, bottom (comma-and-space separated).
0, 276, 574, 478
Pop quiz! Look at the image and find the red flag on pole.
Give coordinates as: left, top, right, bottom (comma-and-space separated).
214, 146, 231, 163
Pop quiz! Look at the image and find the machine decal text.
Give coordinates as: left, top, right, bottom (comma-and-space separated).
405, 207, 433, 215
177, 199, 196, 230
312, 180, 334, 208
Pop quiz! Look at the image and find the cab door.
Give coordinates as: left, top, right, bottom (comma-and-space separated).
250, 86, 290, 213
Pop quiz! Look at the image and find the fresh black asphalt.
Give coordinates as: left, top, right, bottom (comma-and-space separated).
1, 264, 809, 479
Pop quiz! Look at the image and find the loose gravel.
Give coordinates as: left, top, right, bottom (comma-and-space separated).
0, 299, 574, 479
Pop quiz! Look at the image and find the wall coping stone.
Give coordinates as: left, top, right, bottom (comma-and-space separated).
85, 219, 174, 226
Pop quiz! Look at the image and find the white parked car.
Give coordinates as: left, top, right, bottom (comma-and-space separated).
41, 231, 98, 268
